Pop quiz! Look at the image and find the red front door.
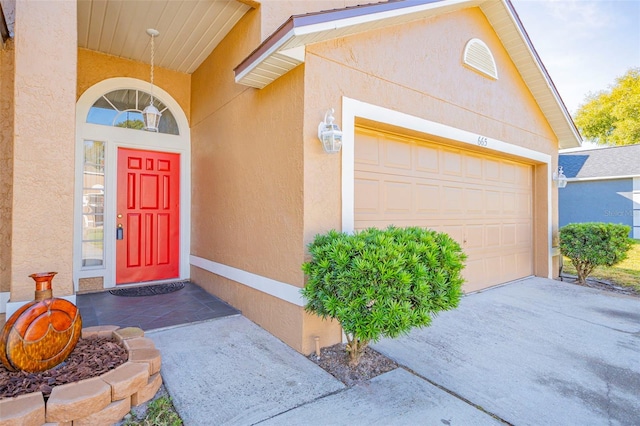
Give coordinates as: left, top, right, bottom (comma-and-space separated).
116, 148, 180, 284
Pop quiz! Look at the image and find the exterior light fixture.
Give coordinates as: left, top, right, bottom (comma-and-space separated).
143, 28, 162, 132
553, 166, 568, 188
317, 108, 343, 154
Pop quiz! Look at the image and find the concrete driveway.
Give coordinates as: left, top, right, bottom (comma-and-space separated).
152, 277, 639, 425
373, 277, 640, 425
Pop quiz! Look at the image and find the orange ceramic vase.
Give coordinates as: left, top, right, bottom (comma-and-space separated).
0, 272, 82, 372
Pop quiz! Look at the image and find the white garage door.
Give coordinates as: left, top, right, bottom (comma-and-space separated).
354, 128, 533, 292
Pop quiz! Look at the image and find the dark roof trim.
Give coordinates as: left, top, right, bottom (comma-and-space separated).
234, 0, 444, 76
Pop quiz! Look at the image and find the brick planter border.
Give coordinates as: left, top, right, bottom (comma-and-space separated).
0, 326, 163, 426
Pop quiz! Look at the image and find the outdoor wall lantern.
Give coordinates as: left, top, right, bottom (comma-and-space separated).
318, 108, 343, 154
143, 28, 162, 132
553, 166, 568, 188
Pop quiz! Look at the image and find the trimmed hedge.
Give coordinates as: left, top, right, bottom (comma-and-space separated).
559, 222, 633, 284
301, 226, 466, 365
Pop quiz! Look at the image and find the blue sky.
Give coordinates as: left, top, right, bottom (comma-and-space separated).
512, 0, 640, 115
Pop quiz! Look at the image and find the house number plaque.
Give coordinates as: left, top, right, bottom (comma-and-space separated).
477, 136, 489, 146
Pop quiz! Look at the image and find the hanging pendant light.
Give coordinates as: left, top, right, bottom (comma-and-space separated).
143, 28, 162, 132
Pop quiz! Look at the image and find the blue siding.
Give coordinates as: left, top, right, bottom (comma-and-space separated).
559, 179, 634, 235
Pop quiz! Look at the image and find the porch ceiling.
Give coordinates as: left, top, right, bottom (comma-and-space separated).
78, 0, 253, 74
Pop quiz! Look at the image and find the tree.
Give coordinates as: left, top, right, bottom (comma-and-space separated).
559, 223, 633, 284
301, 226, 466, 366
115, 119, 145, 130
574, 68, 640, 146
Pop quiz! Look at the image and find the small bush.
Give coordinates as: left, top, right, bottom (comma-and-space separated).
301, 226, 466, 366
559, 222, 633, 284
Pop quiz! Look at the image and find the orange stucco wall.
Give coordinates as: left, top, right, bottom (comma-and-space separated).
189, 8, 342, 354
302, 7, 559, 279
0, 40, 14, 294
10, 1, 76, 301
77, 48, 191, 123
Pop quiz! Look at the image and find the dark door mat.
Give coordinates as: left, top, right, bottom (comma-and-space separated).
109, 281, 186, 297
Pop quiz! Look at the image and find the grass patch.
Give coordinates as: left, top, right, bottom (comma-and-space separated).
562, 240, 640, 291
123, 395, 182, 426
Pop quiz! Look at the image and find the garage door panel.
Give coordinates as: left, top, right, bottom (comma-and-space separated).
465, 225, 484, 248
463, 259, 485, 290
383, 138, 412, 171
354, 132, 380, 166
415, 184, 440, 214
355, 128, 533, 291
443, 150, 463, 177
485, 190, 501, 215
354, 178, 380, 216
384, 181, 412, 214
416, 145, 440, 174
444, 186, 464, 214
464, 188, 483, 214
502, 224, 517, 246
484, 158, 501, 181
464, 154, 483, 179
516, 192, 531, 217
501, 163, 516, 184
485, 224, 501, 246
502, 191, 517, 215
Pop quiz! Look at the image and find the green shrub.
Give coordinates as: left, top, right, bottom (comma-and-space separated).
301, 226, 467, 366
559, 222, 633, 284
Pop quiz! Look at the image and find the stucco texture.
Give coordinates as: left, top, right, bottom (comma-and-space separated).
190, 9, 342, 354
10, 1, 77, 301
303, 7, 560, 278
0, 39, 14, 294
77, 48, 191, 123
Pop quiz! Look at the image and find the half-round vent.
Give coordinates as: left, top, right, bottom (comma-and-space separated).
463, 38, 498, 80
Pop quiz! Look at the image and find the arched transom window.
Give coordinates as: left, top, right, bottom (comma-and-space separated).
87, 89, 179, 135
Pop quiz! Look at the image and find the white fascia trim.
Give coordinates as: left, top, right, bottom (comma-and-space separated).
5, 295, 77, 319
294, 0, 470, 37
566, 175, 640, 183
237, 0, 470, 86
340, 97, 554, 277
235, 28, 295, 83
190, 255, 305, 307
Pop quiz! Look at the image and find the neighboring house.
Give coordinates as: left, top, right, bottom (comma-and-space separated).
559, 145, 640, 239
0, 0, 581, 354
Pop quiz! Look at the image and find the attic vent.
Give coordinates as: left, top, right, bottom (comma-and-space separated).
463, 38, 498, 80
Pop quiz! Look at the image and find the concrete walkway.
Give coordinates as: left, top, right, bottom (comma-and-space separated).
149, 278, 640, 425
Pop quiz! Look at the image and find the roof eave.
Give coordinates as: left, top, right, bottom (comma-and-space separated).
235, 0, 582, 149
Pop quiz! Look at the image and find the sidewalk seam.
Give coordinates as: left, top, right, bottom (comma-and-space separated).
251, 386, 349, 425
398, 366, 513, 425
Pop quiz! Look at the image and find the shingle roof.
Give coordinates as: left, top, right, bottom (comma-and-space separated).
559, 144, 640, 179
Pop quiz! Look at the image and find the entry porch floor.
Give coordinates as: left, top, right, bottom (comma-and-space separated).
76, 282, 239, 331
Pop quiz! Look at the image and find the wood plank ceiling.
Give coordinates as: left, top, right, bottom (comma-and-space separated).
77, 0, 252, 74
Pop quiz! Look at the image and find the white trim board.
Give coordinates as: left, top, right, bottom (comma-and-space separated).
190, 255, 305, 307
340, 97, 554, 278
0, 292, 9, 314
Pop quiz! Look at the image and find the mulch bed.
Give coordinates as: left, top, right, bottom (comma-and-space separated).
308, 343, 398, 387
0, 337, 128, 399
